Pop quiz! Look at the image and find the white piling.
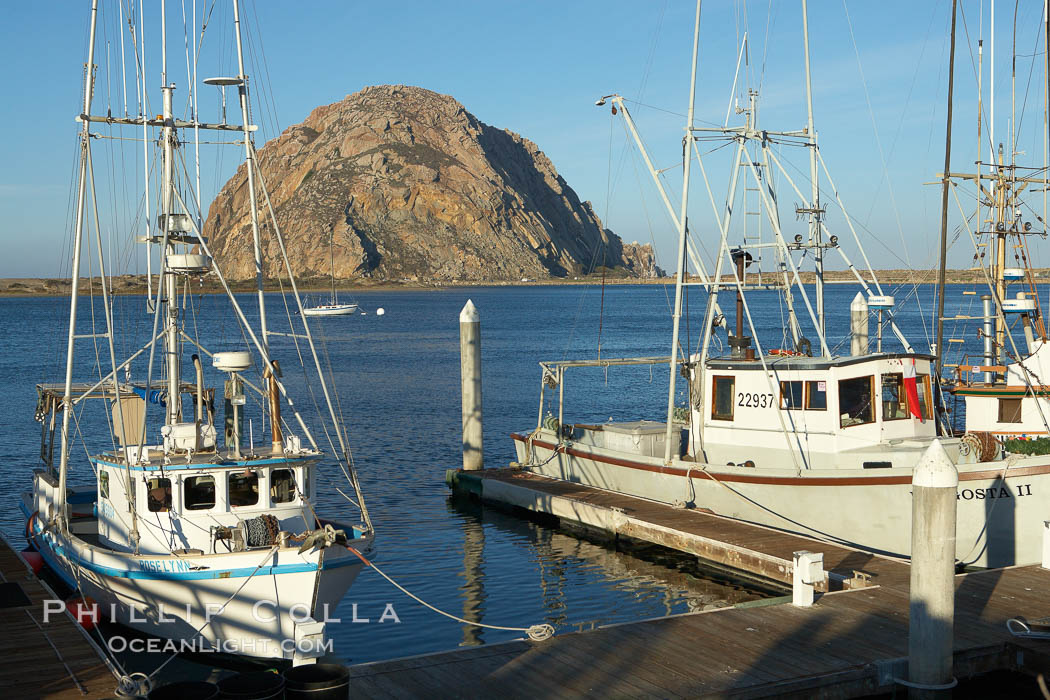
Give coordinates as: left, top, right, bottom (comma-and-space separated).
1042, 521, 1050, 569
907, 439, 958, 698
792, 550, 824, 607
850, 292, 868, 356
460, 300, 483, 471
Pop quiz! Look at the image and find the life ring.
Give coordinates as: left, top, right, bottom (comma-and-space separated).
25, 511, 39, 543
796, 336, 813, 357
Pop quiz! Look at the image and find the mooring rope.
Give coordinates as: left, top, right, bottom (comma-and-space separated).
345, 547, 555, 642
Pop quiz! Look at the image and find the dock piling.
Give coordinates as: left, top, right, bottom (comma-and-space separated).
792, 550, 823, 607
907, 439, 958, 698
1042, 521, 1050, 569
850, 292, 868, 356
460, 299, 483, 471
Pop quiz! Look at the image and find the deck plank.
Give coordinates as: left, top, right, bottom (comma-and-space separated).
347, 468, 1050, 697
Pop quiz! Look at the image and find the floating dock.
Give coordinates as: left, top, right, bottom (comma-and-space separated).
340, 468, 1050, 697
0, 535, 116, 699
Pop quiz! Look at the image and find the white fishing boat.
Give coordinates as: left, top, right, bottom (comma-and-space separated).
511, 1, 1050, 569
24, 0, 374, 664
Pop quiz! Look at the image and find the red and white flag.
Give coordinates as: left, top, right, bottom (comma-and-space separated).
903, 358, 924, 421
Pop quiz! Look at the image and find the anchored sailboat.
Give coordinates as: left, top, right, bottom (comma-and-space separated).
25, 0, 373, 661
512, 0, 1050, 569
304, 230, 358, 317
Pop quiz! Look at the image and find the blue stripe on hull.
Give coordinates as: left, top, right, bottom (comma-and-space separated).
20, 500, 360, 582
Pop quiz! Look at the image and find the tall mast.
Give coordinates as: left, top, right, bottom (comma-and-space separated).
160, 0, 181, 426
801, 0, 824, 346
662, 0, 702, 464
232, 0, 268, 352
935, 0, 958, 432
58, 0, 100, 525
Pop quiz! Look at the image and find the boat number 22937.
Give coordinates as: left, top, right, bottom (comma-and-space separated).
737, 392, 775, 408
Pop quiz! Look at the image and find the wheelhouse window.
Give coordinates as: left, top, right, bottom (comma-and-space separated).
839, 376, 874, 428
99, 470, 109, 499
999, 398, 1022, 423
882, 372, 933, 421
712, 376, 735, 421
882, 374, 908, 420
271, 468, 296, 504
184, 475, 215, 511
229, 471, 259, 507
147, 477, 172, 512
806, 381, 827, 410
780, 381, 803, 409
916, 375, 933, 419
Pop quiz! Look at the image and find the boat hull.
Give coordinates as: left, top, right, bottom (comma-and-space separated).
303, 304, 358, 317
513, 432, 1050, 568
23, 501, 369, 659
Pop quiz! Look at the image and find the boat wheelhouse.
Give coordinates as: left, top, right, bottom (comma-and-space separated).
696, 353, 939, 471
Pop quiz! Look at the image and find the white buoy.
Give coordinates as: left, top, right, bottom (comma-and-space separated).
908, 439, 958, 698
460, 300, 483, 471
376, 308, 385, 316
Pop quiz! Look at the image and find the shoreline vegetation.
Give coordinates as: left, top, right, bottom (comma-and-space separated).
0, 268, 1044, 297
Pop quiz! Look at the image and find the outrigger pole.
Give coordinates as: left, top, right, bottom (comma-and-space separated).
57, 0, 100, 527
662, 0, 703, 464
934, 0, 958, 434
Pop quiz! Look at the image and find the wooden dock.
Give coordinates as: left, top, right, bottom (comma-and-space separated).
447, 468, 911, 592
340, 468, 1050, 698
0, 535, 117, 699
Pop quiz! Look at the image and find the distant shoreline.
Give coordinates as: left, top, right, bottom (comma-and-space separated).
0, 269, 1043, 297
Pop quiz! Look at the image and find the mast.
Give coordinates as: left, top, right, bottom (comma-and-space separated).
934, 0, 958, 432
57, 0, 100, 526
161, 0, 181, 426
801, 0, 824, 346
663, 0, 702, 464
232, 0, 268, 351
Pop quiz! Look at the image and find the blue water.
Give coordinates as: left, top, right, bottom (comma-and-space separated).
0, 281, 1000, 665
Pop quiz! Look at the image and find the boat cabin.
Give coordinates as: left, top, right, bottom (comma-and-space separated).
954, 338, 1050, 440
691, 352, 952, 470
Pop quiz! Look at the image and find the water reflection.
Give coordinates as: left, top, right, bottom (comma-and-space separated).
451, 496, 777, 644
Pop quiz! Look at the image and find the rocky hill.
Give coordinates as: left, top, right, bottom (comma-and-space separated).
203, 85, 660, 282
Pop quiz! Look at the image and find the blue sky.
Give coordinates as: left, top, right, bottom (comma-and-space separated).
2, 1, 1047, 278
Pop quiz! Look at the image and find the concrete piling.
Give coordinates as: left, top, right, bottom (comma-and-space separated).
460, 299, 483, 471
907, 439, 958, 698
850, 292, 868, 356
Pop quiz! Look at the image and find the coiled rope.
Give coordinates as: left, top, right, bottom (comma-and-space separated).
114, 672, 153, 698
345, 547, 555, 642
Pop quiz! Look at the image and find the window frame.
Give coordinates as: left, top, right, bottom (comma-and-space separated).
184, 474, 216, 511
228, 470, 260, 508
779, 380, 804, 410
805, 380, 827, 411
998, 397, 1022, 423
270, 468, 297, 504
146, 477, 172, 512
99, 470, 109, 500
711, 375, 735, 421
839, 375, 876, 429
917, 374, 934, 420
881, 372, 909, 422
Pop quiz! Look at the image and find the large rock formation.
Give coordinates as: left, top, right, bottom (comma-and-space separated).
203, 85, 660, 282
